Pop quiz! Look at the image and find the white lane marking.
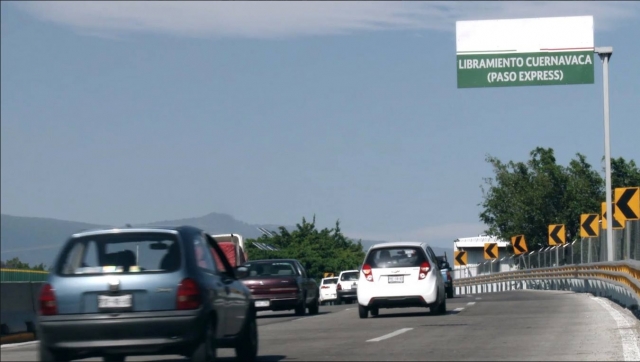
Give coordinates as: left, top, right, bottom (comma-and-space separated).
0, 340, 39, 349
591, 297, 640, 361
367, 328, 413, 342
453, 307, 464, 312
345, 308, 352, 311
467, 301, 476, 306
293, 315, 322, 321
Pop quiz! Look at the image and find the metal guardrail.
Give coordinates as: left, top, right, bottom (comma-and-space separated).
0, 269, 49, 283
453, 260, 640, 308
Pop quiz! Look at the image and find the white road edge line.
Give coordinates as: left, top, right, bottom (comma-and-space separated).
0, 340, 39, 349
467, 301, 476, 306
367, 328, 413, 342
591, 297, 640, 362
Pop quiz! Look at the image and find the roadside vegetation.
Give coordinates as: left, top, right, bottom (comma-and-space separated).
0, 257, 47, 271
479, 146, 640, 251
246, 216, 366, 281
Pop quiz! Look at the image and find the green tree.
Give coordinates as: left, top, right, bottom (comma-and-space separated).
563, 154, 604, 240
479, 147, 639, 252
609, 157, 640, 192
4, 257, 31, 269
245, 216, 365, 281
31, 263, 47, 271
2, 257, 48, 271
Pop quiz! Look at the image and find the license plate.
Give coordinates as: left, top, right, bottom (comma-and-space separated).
388, 276, 404, 283
255, 300, 270, 307
352, 284, 358, 289
98, 295, 132, 309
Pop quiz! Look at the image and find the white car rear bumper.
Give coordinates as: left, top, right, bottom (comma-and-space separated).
357, 277, 439, 307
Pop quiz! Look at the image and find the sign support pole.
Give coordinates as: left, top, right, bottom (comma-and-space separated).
595, 47, 614, 261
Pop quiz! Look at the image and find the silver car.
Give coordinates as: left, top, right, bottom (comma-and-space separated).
37, 226, 258, 362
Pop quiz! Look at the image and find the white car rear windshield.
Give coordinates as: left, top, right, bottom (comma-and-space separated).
365, 247, 426, 268
57, 232, 181, 276
322, 278, 338, 285
340, 272, 359, 281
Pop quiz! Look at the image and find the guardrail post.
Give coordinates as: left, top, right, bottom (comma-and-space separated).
632, 220, 640, 260
625, 220, 631, 260
600, 227, 608, 261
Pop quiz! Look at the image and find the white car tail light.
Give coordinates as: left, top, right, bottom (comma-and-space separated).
362, 264, 373, 282
418, 261, 430, 280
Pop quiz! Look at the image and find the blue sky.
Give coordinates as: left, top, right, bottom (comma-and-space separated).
2, 2, 639, 249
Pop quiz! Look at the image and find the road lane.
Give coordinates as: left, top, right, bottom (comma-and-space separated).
1, 291, 636, 361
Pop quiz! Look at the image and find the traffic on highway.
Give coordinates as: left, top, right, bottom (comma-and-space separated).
2, 284, 637, 361
28, 226, 458, 361
1, 226, 636, 361
3, 3, 640, 362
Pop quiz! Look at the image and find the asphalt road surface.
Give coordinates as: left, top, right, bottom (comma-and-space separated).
2, 290, 639, 361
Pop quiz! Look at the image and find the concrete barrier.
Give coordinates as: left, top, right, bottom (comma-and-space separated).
0, 283, 43, 336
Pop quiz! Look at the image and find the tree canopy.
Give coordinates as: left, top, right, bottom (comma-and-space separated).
479, 147, 640, 251
1, 257, 48, 271
245, 216, 365, 281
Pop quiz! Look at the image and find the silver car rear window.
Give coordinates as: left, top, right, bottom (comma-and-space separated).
56, 232, 181, 276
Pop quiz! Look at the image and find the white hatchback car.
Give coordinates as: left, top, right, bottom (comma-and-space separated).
356, 242, 446, 318
319, 277, 339, 305
336, 270, 360, 305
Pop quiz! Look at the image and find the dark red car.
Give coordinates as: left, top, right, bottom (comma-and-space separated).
236, 259, 319, 316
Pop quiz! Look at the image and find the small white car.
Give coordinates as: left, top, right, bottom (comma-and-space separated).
319, 277, 339, 305
356, 241, 446, 318
336, 270, 360, 305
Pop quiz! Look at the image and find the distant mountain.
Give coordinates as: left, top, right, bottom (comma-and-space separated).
0, 212, 293, 268
0, 213, 452, 268
0, 214, 106, 268
137, 212, 289, 240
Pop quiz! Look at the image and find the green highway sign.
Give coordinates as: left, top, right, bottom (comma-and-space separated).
456, 16, 595, 89
457, 51, 594, 88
